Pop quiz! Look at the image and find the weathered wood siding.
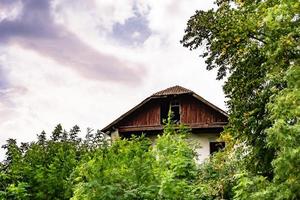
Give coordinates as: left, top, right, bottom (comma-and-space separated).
117, 95, 227, 132
180, 95, 227, 124
119, 101, 161, 126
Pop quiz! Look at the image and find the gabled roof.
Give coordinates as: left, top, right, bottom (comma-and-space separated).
101, 85, 228, 132
152, 85, 193, 96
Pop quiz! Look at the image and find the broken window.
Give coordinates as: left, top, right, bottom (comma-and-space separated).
209, 142, 225, 154
170, 101, 180, 124
160, 101, 169, 124
160, 100, 181, 124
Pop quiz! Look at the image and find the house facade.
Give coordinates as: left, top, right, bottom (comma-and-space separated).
102, 85, 228, 162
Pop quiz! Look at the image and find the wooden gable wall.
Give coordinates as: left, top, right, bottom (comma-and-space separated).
119, 101, 161, 127
180, 95, 228, 125
116, 95, 227, 130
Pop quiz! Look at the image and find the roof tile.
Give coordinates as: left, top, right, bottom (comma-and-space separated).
152, 85, 193, 96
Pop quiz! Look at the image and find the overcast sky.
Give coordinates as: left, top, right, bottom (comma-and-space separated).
0, 0, 225, 159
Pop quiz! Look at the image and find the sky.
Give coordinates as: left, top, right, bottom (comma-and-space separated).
0, 0, 225, 159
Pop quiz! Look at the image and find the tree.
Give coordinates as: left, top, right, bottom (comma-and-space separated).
69, 125, 80, 142
182, 0, 299, 177
0, 125, 106, 200
153, 114, 198, 199
72, 114, 199, 200
72, 136, 157, 200
37, 131, 46, 145
182, 0, 299, 198
51, 124, 63, 141
0, 139, 27, 199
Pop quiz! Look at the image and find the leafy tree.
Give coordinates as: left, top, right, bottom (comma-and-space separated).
72, 114, 199, 200
69, 125, 80, 142
37, 131, 46, 145
153, 112, 198, 199
182, 0, 299, 199
181, 0, 299, 177
266, 65, 300, 199
72, 136, 157, 200
51, 124, 63, 141
0, 139, 26, 199
0, 125, 107, 200
233, 60, 300, 200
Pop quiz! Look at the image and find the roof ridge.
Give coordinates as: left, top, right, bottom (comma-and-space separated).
152, 85, 193, 96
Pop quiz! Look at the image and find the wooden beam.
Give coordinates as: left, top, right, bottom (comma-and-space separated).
118, 122, 227, 133
119, 125, 163, 132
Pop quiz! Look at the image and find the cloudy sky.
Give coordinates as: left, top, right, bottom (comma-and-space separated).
0, 0, 225, 158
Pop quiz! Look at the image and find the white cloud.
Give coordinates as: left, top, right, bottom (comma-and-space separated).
0, 45, 144, 161
132, 31, 141, 38
52, 0, 135, 43
0, 0, 23, 22
144, 0, 215, 45
0, 0, 225, 160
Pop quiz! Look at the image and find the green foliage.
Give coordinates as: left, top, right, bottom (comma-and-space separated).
1, 2, 298, 196
233, 173, 272, 200
0, 125, 107, 200
153, 118, 197, 199
72, 115, 199, 200
72, 136, 157, 200
182, 0, 299, 177
233, 62, 300, 200
191, 132, 249, 200
1, 117, 203, 200
182, 0, 300, 199
265, 65, 300, 199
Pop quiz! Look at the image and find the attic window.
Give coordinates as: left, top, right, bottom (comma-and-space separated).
210, 142, 225, 154
160, 100, 181, 124
160, 102, 169, 124
170, 101, 180, 123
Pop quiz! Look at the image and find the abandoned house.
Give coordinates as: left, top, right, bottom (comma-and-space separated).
101, 85, 228, 162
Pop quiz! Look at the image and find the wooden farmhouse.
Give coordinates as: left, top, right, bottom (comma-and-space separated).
102, 85, 228, 162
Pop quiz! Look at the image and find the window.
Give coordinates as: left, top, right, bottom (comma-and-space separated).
160, 100, 181, 124
160, 102, 169, 124
209, 142, 225, 154
170, 101, 180, 123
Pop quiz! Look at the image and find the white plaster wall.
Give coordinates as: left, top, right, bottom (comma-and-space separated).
187, 133, 219, 163
111, 129, 120, 141
146, 132, 220, 163
114, 132, 220, 163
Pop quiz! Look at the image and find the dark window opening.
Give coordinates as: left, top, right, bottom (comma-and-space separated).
160, 102, 169, 124
210, 142, 225, 154
160, 100, 181, 124
170, 101, 180, 124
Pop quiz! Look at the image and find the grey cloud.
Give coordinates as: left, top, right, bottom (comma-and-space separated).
16, 33, 144, 83
0, 0, 144, 85
0, 0, 19, 6
112, 7, 151, 46
0, 0, 53, 39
